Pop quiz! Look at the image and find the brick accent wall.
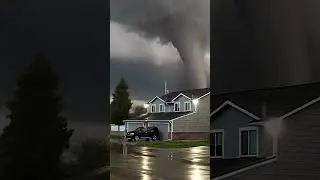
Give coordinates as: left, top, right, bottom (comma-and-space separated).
171, 132, 209, 140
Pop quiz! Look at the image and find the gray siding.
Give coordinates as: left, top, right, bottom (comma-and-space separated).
212, 107, 253, 158
166, 104, 174, 112
211, 106, 273, 159
225, 102, 320, 180
173, 95, 210, 132
149, 98, 165, 113
259, 127, 273, 157
172, 95, 195, 112
148, 94, 195, 113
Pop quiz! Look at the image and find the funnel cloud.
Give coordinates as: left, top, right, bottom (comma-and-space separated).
110, 0, 210, 89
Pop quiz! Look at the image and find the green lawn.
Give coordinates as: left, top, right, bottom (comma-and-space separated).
136, 140, 209, 149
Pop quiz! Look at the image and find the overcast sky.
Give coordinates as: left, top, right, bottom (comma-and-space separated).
110, 1, 210, 103
0, 0, 108, 124
110, 21, 186, 103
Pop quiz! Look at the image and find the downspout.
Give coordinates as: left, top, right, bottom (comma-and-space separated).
170, 120, 173, 141
261, 102, 267, 157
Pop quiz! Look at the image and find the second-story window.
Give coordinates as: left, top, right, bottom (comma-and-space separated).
151, 104, 156, 113
184, 102, 191, 111
174, 102, 180, 112
159, 104, 165, 112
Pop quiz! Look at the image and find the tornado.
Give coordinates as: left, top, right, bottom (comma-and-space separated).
110, 0, 210, 89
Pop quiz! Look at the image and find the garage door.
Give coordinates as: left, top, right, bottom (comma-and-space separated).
148, 122, 169, 140
126, 122, 144, 132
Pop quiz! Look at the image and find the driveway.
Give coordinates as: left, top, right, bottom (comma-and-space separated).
110, 140, 210, 180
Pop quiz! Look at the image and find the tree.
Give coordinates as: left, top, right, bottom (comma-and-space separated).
110, 78, 132, 131
0, 55, 74, 180
72, 138, 109, 171
132, 105, 147, 117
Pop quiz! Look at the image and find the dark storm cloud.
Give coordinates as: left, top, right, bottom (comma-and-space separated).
0, 0, 108, 123
110, 59, 189, 101
211, 0, 320, 94
110, 0, 210, 89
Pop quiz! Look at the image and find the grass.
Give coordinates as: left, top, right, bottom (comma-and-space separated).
110, 134, 123, 140
136, 140, 209, 149
110, 131, 124, 140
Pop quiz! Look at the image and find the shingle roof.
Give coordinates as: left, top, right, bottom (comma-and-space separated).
128, 112, 192, 120
159, 88, 210, 102
211, 81, 320, 119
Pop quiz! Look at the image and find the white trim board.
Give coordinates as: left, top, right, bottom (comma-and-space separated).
123, 120, 170, 122
280, 96, 320, 119
197, 92, 210, 100
171, 112, 196, 121
174, 102, 181, 112
238, 127, 259, 157
211, 129, 225, 158
159, 103, 165, 112
171, 93, 191, 101
148, 96, 166, 104
150, 104, 156, 113
184, 101, 191, 111
211, 100, 261, 120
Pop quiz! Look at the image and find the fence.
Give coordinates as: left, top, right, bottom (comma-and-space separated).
111, 124, 125, 132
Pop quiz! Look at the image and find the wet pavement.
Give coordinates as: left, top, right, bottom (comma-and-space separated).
110, 140, 210, 180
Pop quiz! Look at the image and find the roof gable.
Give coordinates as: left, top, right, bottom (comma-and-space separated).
160, 88, 210, 102
171, 93, 191, 101
148, 96, 166, 104
211, 100, 260, 120
211, 82, 320, 118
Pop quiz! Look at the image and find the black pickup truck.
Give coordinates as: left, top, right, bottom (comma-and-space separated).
125, 126, 160, 141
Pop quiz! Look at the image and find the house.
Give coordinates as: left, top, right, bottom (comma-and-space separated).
123, 88, 210, 140
210, 82, 320, 179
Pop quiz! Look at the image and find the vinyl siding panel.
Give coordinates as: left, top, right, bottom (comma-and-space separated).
172, 95, 210, 132
149, 98, 165, 113
172, 95, 194, 112
211, 106, 254, 158
225, 102, 320, 180
211, 106, 273, 159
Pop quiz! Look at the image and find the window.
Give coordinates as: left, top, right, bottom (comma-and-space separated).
239, 127, 258, 156
211, 130, 224, 158
159, 104, 165, 112
174, 102, 180, 112
184, 102, 191, 111
151, 104, 156, 113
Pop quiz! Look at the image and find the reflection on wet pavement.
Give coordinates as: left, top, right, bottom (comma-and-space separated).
110, 141, 210, 180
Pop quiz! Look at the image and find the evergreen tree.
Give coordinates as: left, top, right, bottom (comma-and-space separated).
110, 78, 132, 131
0, 55, 74, 180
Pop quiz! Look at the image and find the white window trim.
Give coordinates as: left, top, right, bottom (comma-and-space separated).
174, 102, 180, 112
239, 127, 259, 158
151, 104, 156, 113
159, 104, 165, 112
184, 101, 191, 111
211, 129, 224, 158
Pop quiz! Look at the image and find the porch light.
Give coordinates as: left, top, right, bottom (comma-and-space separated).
192, 99, 199, 106
265, 118, 282, 137
265, 118, 282, 158
144, 104, 149, 108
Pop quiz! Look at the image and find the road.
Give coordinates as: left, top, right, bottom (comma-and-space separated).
110, 140, 210, 180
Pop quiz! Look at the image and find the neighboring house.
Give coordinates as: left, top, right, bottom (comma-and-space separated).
123, 88, 210, 140
210, 82, 320, 179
